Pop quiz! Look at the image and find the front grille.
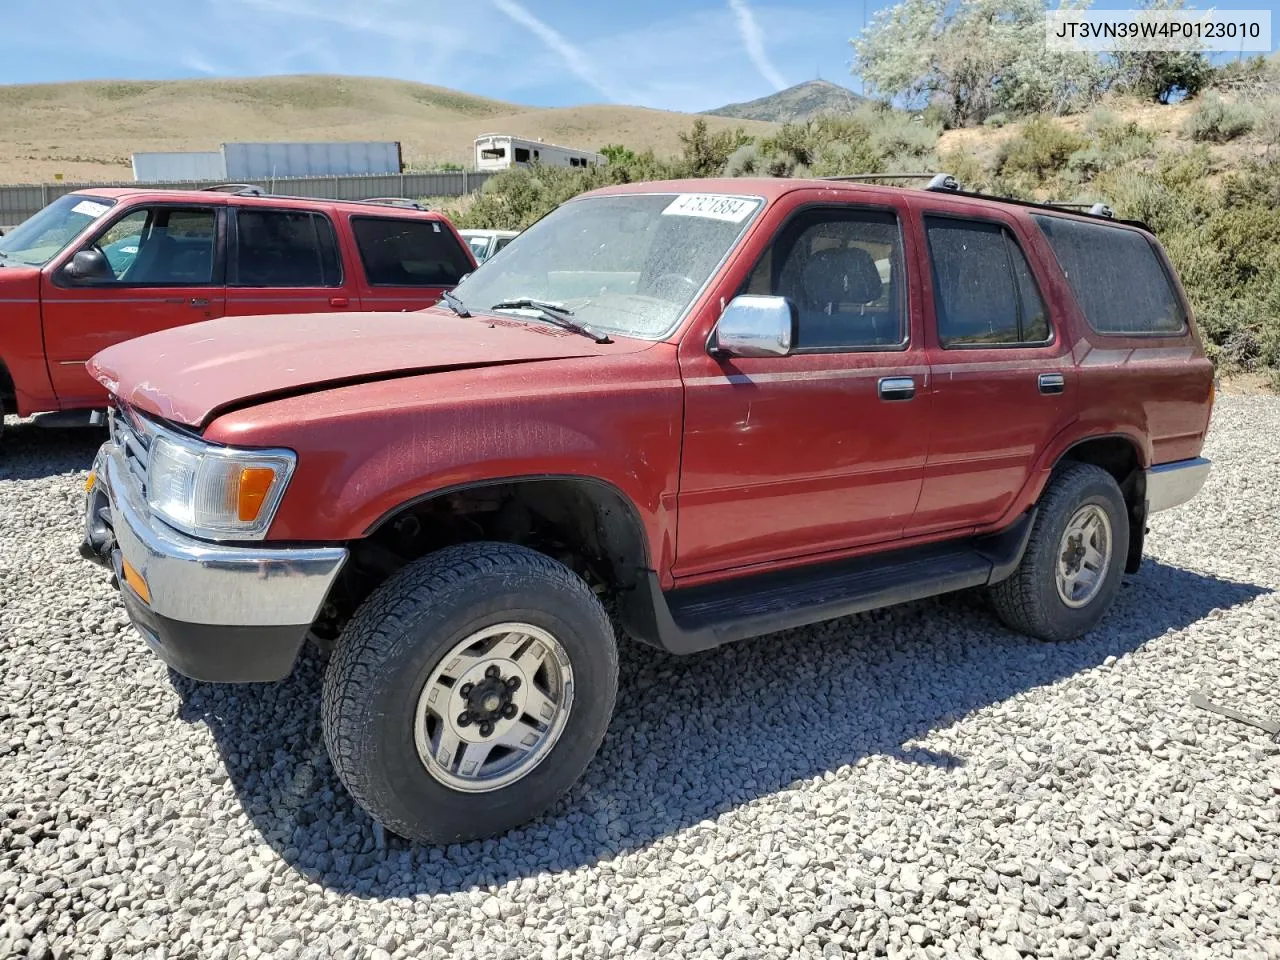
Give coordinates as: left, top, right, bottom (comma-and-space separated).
109, 402, 151, 498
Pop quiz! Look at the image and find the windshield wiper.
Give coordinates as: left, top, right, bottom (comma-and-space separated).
440, 289, 471, 317
489, 298, 612, 344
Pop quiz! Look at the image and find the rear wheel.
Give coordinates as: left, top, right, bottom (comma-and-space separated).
322, 541, 618, 844
989, 463, 1129, 641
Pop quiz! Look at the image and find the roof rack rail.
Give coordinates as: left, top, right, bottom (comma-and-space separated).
360, 197, 426, 210
200, 183, 266, 196
821, 172, 960, 193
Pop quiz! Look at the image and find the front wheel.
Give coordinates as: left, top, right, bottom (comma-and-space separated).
989, 462, 1129, 642
322, 542, 618, 844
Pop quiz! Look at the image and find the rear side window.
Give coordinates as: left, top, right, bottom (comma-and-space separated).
233, 210, 341, 287
925, 217, 1051, 347
1033, 215, 1186, 335
352, 217, 473, 286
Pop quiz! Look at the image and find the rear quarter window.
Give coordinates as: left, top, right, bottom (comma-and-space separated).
351, 217, 473, 286
1032, 215, 1186, 336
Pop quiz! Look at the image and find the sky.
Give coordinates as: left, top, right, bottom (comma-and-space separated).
3, 0, 1275, 113
2, 0, 871, 113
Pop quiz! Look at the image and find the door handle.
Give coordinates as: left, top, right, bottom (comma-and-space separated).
878, 376, 916, 402
329, 296, 350, 308
188, 297, 210, 308
1039, 373, 1066, 395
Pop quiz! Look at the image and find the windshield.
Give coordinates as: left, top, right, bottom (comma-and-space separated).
0, 194, 116, 267
450, 192, 764, 339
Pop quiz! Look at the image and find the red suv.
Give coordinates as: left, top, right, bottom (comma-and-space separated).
0, 186, 474, 428
79, 177, 1215, 844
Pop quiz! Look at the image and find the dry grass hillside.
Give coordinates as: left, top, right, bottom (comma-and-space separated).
0, 75, 778, 184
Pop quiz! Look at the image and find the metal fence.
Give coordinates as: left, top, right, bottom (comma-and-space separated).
0, 170, 496, 227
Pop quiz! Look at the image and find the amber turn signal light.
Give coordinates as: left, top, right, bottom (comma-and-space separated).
237, 467, 278, 523
122, 558, 151, 605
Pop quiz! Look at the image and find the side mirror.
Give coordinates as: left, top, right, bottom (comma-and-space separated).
711, 295, 797, 358
63, 248, 111, 283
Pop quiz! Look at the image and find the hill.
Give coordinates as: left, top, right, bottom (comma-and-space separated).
705, 80, 864, 123
0, 75, 779, 184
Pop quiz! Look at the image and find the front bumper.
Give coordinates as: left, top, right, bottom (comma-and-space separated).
80, 439, 347, 682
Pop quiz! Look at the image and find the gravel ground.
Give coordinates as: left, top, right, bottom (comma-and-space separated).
2, 395, 1278, 960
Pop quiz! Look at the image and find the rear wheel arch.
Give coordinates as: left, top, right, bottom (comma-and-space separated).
1052, 434, 1147, 574
0, 358, 14, 429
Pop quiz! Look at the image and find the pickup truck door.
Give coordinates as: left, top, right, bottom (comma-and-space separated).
906, 200, 1080, 537
40, 203, 226, 407
344, 215, 477, 312
674, 196, 932, 580
223, 207, 352, 317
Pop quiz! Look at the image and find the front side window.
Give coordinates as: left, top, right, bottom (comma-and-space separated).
233, 210, 341, 287
450, 192, 764, 340
743, 208, 906, 350
353, 218, 474, 286
0, 194, 116, 268
78, 206, 217, 285
925, 217, 1051, 347
1033, 214, 1185, 336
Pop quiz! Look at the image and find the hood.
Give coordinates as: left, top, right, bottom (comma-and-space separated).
0, 263, 41, 297
89, 307, 644, 427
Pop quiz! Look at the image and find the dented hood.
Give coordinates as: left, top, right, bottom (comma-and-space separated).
89, 307, 636, 427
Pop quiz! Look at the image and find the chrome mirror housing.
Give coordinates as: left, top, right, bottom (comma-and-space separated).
711, 295, 797, 359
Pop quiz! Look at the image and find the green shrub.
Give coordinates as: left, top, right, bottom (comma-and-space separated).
996, 117, 1088, 179
1067, 110, 1157, 178
1185, 96, 1256, 143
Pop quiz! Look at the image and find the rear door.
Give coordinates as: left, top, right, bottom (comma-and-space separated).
347, 215, 477, 311
40, 202, 226, 405
908, 202, 1080, 537
224, 206, 348, 317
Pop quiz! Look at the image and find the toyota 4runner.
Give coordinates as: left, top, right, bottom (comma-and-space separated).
79, 177, 1215, 843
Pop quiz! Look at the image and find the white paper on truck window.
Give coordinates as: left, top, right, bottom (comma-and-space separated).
71, 200, 111, 219
661, 194, 758, 223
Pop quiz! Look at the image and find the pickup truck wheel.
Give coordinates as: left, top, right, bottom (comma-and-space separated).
989, 463, 1129, 642
321, 542, 618, 844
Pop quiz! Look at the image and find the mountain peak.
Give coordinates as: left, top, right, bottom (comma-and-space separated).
704, 80, 865, 124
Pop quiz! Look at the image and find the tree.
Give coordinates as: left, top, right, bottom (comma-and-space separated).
851, 0, 1110, 125
599, 144, 638, 165
1110, 0, 1212, 103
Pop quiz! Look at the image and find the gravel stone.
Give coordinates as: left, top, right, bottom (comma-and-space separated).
3, 394, 1280, 958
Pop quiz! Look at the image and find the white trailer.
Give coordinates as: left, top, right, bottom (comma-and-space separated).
474, 135, 606, 172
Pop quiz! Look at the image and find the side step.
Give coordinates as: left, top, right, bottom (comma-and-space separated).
620, 509, 1036, 655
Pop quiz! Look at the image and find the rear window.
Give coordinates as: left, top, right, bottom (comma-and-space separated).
352, 217, 473, 286
925, 217, 1051, 347
1032, 215, 1186, 336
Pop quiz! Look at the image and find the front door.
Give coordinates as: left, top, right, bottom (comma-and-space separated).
40, 204, 226, 406
675, 202, 932, 580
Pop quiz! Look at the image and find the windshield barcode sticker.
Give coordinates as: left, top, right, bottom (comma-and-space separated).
662, 194, 758, 223
71, 200, 111, 219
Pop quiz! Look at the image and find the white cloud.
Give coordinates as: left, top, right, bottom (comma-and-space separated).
490, 0, 623, 103
727, 0, 789, 91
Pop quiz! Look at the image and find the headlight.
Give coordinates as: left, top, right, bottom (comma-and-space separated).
145, 424, 296, 541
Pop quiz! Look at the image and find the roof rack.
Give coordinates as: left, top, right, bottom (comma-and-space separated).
821, 172, 959, 192
359, 197, 426, 210
818, 172, 1134, 225
200, 183, 266, 196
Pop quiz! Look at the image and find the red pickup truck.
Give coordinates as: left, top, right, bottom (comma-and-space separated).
0, 187, 474, 428
80, 176, 1215, 844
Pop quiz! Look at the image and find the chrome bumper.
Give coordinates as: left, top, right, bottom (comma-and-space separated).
83, 439, 347, 681
1146, 457, 1212, 514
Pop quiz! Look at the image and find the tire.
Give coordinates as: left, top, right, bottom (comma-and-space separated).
322, 541, 618, 844
989, 462, 1129, 642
